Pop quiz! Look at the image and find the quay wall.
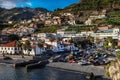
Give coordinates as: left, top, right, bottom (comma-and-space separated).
47, 62, 105, 76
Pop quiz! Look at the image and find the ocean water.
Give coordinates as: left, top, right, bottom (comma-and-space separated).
0, 64, 87, 80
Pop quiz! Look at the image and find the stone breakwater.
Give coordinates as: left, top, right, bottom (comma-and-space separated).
47, 62, 105, 76
106, 59, 120, 80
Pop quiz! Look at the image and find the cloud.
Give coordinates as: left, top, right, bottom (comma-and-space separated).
26, 2, 32, 6
0, 1, 16, 9
0, 0, 28, 9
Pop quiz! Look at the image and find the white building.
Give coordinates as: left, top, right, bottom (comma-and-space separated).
57, 30, 76, 38
23, 45, 46, 56
81, 31, 94, 37
37, 33, 46, 40
0, 41, 22, 54
85, 19, 92, 25
93, 28, 120, 39
45, 39, 78, 52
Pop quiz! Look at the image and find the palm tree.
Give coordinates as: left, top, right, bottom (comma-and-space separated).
38, 40, 44, 54
16, 41, 22, 47
23, 40, 31, 56
38, 42, 43, 48
16, 41, 24, 58
22, 43, 27, 57
103, 39, 109, 49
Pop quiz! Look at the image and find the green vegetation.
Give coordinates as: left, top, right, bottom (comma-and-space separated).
54, 0, 120, 14
8, 34, 20, 41
36, 25, 59, 33
105, 64, 110, 77
38, 40, 44, 48
65, 25, 94, 32
22, 40, 32, 55
103, 37, 117, 49
107, 11, 120, 25
94, 19, 108, 24
0, 23, 13, 30
74, 39, 93, 48
72, 0, 101, 10
16, 41, 22, 47
116, 51, 120, 58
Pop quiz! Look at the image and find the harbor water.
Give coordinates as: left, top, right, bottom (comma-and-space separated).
0, 64, 87, 80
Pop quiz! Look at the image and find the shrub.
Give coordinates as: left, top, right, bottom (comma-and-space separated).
116, 51, 120, 58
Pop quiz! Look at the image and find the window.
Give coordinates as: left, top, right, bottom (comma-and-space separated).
8, 48, 10, 50
11, 48, 13, 50
15, 48, 17, 50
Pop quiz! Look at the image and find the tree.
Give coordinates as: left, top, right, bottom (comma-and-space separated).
23, 40, 31, 56
38, 40, 44, 48
16, 41, 22, 47
103, 37, 116, 49
88, 36, 94, 44
38, 40, 44, 54
116, 51, 120, 58
103, 39, 109, 49
107, 36, 113, 42
16, 41, 24, 58
38, 42, 43, 48
8, 34, 20, 41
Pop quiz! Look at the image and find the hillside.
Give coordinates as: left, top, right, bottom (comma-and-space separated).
53, 0, 120, 15
0, 7, 49, 21
52, 0, 120, 26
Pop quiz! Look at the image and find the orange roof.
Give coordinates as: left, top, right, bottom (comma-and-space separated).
0, 41, 16, 47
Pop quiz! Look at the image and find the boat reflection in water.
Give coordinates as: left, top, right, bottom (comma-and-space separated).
0, 64, 86, 80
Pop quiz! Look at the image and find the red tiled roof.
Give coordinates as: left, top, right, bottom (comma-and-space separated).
31, 44, 36, 48
43, 43, 54, 47
0, 41, 16, 47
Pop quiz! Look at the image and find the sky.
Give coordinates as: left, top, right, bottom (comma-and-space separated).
0, 0, 80, 11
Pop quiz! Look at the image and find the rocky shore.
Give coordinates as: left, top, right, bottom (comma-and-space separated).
106, 59, 120, 80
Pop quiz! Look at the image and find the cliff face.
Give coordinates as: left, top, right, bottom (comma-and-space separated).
106, 59, 120, 80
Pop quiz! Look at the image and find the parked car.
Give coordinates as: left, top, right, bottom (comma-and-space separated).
78, 59, 91, 65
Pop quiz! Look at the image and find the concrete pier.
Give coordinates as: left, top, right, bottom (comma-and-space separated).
47, 62, 105, 76
0, 54, 33, 60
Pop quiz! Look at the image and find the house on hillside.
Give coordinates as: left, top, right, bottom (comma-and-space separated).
53, 16, 61, 25
45, 19, 52, 25
97, 25, 109, 31
85, 19, 92, 25
37, 33, 46, 40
